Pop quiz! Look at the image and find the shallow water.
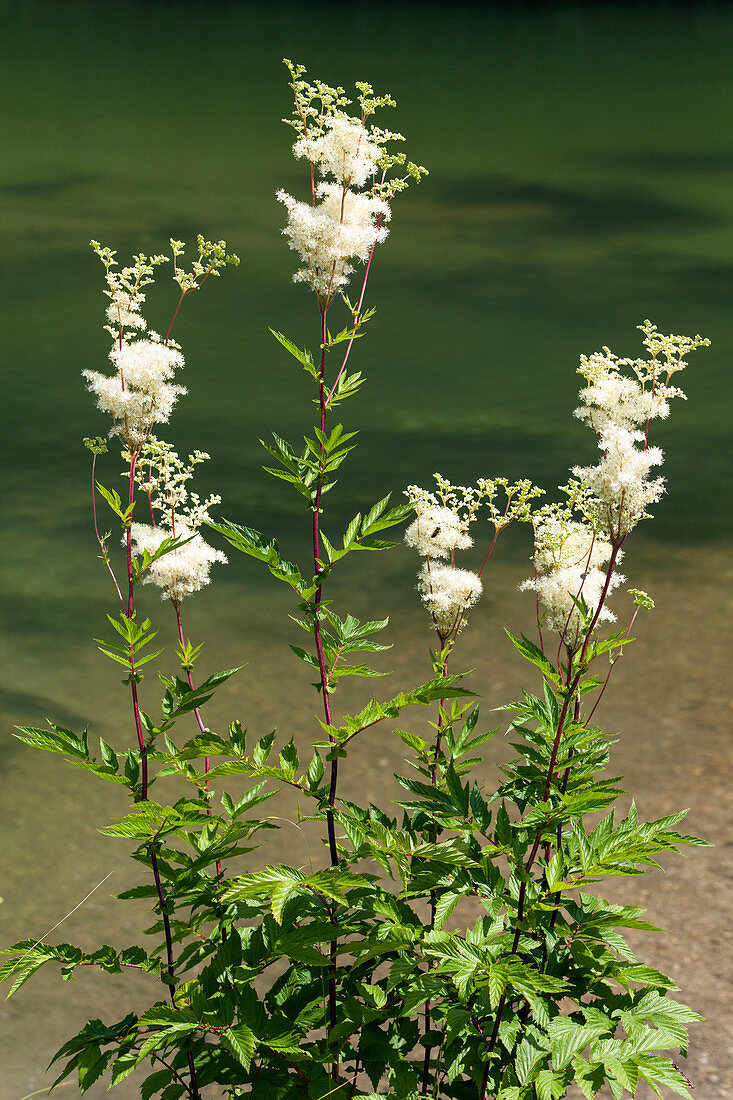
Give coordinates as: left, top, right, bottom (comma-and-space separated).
1, 2, 732, 1096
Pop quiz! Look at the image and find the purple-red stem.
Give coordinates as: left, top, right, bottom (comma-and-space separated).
324, 209, 384, 409
174, 603, 224, 884
585, 608, 637, 727
313, 306, 338, 862
477, 526, 502, 580
122, 455, 200, 1100
478, 540, 625, 1098
421, 660, 449, 1095
311, 304, 339, 1073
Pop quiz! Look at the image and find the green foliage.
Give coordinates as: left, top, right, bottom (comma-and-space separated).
96, 613, 163, 682
207, 518, 306, 594
2, 70, 705, 1100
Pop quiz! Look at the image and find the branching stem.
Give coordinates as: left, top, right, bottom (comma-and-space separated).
121, 454, 201, 1100
479, 539, 626, 1097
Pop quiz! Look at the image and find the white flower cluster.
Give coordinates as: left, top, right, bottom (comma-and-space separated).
129, 440, 226, 603
277, 184, 390, 300
404, 477, 481, 559
520, 511, 625, 649
572, 426, 665, 538
106, 292, 147, 332
404, 501, 474, 560
293, 116, 383, 188
130, 521, 226, 604
278, 62, 425, 304
88, 240, 234, 604
518, 323, 707, 644
571, 322, 708, 540
418, 564, 482, 639
405, 476, 483, 640
575, 355, 669, 433
83, 335, 186, 447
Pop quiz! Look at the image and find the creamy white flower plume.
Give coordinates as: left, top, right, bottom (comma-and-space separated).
277, 184, 389, 300
405, 505, 473, 560
129, 521, 226, 603
109, 340, 183, 390
418, 563, 482, 637
569, 325, 708, 541
521, 515, 624, 648
404, 477, 485, 560
278, 63, 425, 301
84, 328, 187, 446
83, 370, 186, 446
571, 425, 665, 539
293, 116, 383, 188
575, 366, 671, 433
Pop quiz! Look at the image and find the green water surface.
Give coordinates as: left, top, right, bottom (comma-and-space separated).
1, 2, 731, 1096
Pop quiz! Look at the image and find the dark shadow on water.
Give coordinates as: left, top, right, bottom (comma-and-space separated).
405, 247, 733, 314
593, 149, 733, 172
0, 688, 87, 756
0, 171, 104, 197
425, 172, 724, 236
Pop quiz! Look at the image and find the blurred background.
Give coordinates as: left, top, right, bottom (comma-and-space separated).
0, 1, 731, 1096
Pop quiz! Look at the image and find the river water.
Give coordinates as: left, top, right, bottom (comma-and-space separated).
1, 2, 731, 1096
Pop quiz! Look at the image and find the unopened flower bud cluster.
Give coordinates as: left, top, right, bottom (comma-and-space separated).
170, 235, 240, 295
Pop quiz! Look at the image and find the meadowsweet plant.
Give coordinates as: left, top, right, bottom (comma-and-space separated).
392, 323, 709, 1100
0, 60, 710, 1100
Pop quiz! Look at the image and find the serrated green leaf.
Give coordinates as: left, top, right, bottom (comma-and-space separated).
223, 1023, 257, 1069
505, 631, 562, 686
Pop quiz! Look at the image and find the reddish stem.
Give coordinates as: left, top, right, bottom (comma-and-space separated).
123, 455, 200, 1099
578, 540, 624, 666
311, 304, 339, 1074
325, 209, 384, 409
164, 291, 186, 347
585, 608, 637, 726
174, 603, 223, 881
480, 539, 626, 1090
477, 526, 502, 580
